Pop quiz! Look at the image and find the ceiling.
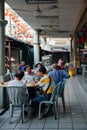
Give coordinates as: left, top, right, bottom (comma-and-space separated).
5, 0, 84, 38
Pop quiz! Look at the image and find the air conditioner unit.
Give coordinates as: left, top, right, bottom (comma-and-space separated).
25, 0, 57, 4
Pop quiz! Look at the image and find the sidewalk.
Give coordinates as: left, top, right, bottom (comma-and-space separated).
0, 75, 87, 130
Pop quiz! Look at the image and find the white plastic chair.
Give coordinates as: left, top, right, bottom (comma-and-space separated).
7, 86, 29, 123
2, 74, 12, 82
38, 82, 61, 120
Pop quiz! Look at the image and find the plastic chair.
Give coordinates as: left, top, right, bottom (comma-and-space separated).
58, 80, 66, 112
7, 86, 29, 123
2, 74, 12, 82
38, 82, 61, 120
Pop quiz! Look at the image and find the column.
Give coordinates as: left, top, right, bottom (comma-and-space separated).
33, 29, 40, 65
0, 0, 7, 75
73, 33, 77, 74
0, 0, 7, 108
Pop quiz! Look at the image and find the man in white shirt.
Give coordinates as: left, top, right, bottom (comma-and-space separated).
7, 71, 25, 87
7, 71, 29, 115
22, 65, 39, 83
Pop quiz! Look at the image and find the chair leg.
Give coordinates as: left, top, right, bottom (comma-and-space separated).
61, 95, 66, 112
39, 103, 42, 120
21, 104, 25, 123
9, 104, 13, 123
54, 97, 59, 120
57, 97, 59, 118
54, 100, 57, 119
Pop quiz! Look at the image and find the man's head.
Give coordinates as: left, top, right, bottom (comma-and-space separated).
35, 62, 43, 68
24, 65, 32, 74
51, 64, 58, 69
15, 71, 24, 80
37, 66, 47, 76
21, 61, 25, 66
37, 63, 43, 69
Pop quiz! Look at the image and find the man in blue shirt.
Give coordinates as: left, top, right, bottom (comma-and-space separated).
48, 64, 70, 85
18, 61, 26, 72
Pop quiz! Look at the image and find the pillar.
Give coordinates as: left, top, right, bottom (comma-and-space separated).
33, 29, 40, 65
0, 0, 7, 108
70, 37, 73, 61
73, 33, 77, 74
0, 0, 7, 75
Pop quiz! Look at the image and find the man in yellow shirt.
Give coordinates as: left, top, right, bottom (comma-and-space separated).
30, 66, 55, 116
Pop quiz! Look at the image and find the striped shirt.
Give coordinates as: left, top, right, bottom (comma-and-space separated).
37, 74, 55, 94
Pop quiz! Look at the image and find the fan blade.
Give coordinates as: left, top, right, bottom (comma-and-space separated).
34, 12, 46, 18
13, 8, 33, 12
41, 5, 58, 12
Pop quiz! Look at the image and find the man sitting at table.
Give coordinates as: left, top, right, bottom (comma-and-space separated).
22, 65, 39, 83
7, 71, 28, 98
30, 66, 55, 116
18, 61, 26, 72
7, 71, 26, 87
7, 71, 29, 115
22, 65, 41, 101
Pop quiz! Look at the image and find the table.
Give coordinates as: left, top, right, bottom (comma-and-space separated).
0, 82, 35, 87
0, 82, 36, 102
26, 83, 36, 100
0, 82, 7, 87
26, 83, 35, 87
0, 82, 9, 115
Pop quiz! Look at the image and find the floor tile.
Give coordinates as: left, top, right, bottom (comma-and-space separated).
0, 75, 87, 130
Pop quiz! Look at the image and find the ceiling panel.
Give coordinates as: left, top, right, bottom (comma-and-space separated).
6, 0, 84, 38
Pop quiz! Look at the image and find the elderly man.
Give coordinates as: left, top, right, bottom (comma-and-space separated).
7, 71, 29, 115
48, 63, 70, 85
18, 61, 26, 72
8, 71, 25, 87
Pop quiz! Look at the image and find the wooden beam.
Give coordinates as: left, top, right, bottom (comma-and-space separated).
73, 0, 87, 33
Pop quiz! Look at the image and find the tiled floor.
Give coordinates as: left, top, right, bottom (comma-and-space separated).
0, 75, 87, 130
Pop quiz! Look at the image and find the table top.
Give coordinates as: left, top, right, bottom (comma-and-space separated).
0, 82, 7, 87
0, 82, 35, 88
26, 83, 35, 87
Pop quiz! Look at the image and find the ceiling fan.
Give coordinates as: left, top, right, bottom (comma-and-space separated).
13, 4, 58, 19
